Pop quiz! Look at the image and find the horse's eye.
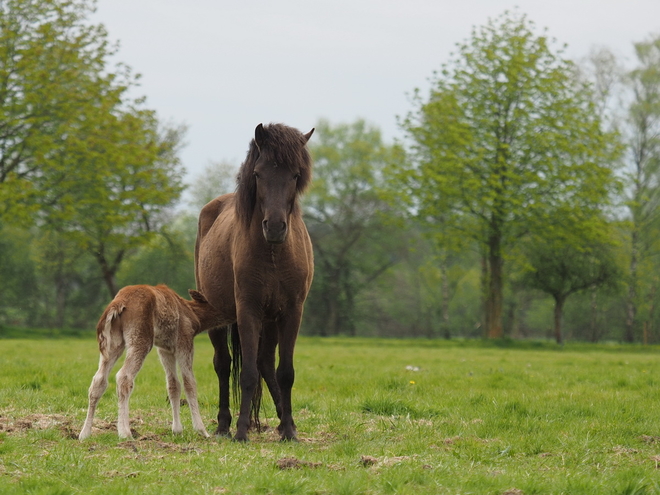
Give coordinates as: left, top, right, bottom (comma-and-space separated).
294, 173, 301, 180
254, 172, 260, 179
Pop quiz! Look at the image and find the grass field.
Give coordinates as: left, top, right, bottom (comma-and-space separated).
1, 335, 660, 494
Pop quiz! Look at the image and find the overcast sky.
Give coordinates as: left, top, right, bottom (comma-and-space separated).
93, 0, 660, 188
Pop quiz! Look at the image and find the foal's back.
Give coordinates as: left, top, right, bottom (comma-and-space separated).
98, 284, 194, 355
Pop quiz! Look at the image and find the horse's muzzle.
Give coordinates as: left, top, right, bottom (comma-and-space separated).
262, 219, 287, 244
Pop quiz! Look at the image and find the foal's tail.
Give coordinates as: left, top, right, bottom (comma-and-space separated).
229, 322, 263, 432
96, 303, 124, 357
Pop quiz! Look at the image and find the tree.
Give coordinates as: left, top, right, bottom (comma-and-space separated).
521, 214, 620, 344
302, 119, 403, 336
33, 229, 87, 328
39, 114, 186, 298
0, 0, 135, 221
622, 35, 660, 342
398, 11, 621, 338
187, 160, 238, 212
0, 0, 187, 298
117, 212, 197, 297
0, 224, 37, 326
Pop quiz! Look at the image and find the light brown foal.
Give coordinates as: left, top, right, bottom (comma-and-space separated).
79, 285, 222, 440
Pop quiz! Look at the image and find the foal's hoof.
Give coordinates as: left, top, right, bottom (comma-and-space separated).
196, 429, 211, 438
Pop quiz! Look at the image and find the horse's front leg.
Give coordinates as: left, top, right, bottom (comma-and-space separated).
258, 323, 282, 423
276, 310, 303, 441
234, 314, 261, 442
208, 326, 232, 437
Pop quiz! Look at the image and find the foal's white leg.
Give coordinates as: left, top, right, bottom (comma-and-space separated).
79, 343, 124, 440
157, 347, 183, 435
178, 347, 210, 438
115, 345, 150, 439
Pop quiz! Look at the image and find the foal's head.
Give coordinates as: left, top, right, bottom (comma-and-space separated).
187, 289, 222, 331
236, 123, 314, 244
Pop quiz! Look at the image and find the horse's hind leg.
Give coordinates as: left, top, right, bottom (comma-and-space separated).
116, 343, 151, 439
79, 341, 124, 440
157, 347, 183, 435
209, 326, 231, 437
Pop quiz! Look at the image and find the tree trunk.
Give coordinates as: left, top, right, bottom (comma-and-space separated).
646, 278, 658, 344
54, 276, 67, 328
325, 278, 338, 336
95, 246, 122, 299
321, 296, 332, 337
481, 255, 489, 336
554, 295, 565, 345
441, 255, 450, 339
102, 268, 118, 299
643, 321, 649, 345
345, 283, 356, 336
487, 234, 503, 338
506, 298, 517, 339
624, 229, 638, 342
588, 289, 600, 343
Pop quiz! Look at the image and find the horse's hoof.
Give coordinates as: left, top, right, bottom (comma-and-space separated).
232, 435, 249, 443
214, 429, 231, 439
279, 428, 298, 442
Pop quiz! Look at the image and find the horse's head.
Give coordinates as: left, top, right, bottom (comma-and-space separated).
237, 123, 314, 244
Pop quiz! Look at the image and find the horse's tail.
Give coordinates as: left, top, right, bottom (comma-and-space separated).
229, 322, 262, 432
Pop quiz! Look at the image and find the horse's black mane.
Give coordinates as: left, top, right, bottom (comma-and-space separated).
235, 123, 312, 227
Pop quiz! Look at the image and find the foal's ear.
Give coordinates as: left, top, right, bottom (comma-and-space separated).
303, 128, 314, 143
188, 289, 208, 304
254, 123, 266, 150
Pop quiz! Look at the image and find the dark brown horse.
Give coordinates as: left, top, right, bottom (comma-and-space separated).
195, 123, 314, 441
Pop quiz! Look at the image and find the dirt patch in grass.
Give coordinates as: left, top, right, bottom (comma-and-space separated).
116, 438, 203, 454
359, 454, 413, 468
276, 457, 322, 469
0, 413, 78, 438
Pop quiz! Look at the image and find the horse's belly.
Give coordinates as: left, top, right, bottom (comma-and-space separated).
198, 258, 236, 322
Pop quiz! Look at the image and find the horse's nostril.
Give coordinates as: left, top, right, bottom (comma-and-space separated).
263, 219, 287, 233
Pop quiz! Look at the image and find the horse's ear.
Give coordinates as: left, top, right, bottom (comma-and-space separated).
303, 128, 314, 143
255, 123, 266, 150
188, 289, 208, 304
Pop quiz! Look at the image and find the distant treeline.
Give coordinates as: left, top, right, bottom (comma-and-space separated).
1, 4, 659, 343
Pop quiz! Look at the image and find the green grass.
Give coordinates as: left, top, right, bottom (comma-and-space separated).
1, 336, 660, 494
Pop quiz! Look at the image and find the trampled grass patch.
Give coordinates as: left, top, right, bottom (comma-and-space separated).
1, 336, 660, 494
